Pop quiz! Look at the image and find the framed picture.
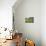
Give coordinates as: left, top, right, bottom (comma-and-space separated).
25, 17, 34, 23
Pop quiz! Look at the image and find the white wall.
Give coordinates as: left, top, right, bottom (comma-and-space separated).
0, 0, 16, 30
41, 0, 46, 46
13, 0, 41, 46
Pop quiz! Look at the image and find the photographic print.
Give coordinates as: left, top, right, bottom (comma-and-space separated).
0, 0, 46, 46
